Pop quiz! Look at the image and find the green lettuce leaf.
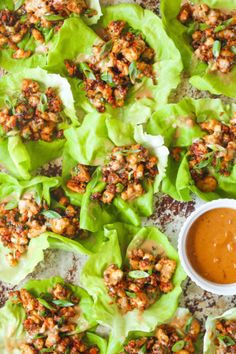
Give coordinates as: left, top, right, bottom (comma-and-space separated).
0, 276, 107, 354
0, 67, 78, 180
161, 0, 236, 97
63, 112, 169, 232
147, 97, 236, 201
107, 308, 202, 354
204, 308, 236, 354
46, 4, 182, 114
0, 0, 101, 72
82, 0, 102, 25
81, 223, 186, 338
0, 173, 104, 284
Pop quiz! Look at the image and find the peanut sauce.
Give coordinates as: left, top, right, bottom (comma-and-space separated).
186, 208, 236, 284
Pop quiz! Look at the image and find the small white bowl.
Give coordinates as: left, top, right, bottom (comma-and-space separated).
178, 199, 236, 296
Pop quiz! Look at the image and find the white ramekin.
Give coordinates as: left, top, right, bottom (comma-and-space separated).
178, 199, 236, 296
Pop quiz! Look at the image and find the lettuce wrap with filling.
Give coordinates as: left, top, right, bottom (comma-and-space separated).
0, 0, 101, 72
62, 111, 169, 232
46, 3, 182, 115
161, 0, 236, 97
107, 308, 202, 354
0, 173, 104, 284
0, 276, 107, 354
204, 308, 236, 354
0, 67, 78, 180
147, 98, 236, 201
80, 222, 186, 338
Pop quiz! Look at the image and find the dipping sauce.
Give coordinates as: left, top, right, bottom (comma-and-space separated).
186, 208, 236, 284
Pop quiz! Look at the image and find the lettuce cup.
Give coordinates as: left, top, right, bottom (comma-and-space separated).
0, 276, 107, 354
80, 223, 186, 337
147, 98, 236, 201
0, 68, 79, 180
0, 173, 105, 285
46, 3, 182, 115
204, 308, 236, 354
161, 0, 236, 97
107, 308, 202, 354
0, 0, 101, 72
62, 112, 169, 232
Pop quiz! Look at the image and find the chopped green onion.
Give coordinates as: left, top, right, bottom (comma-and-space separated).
172, 340, 185, 352
52, 299, 75, 307
41, 210, 62, 219
128, 270, 150, 279
79, 63, 96, 80
125, 291, 137, 298
100, 40, 113, 57
212, 40, 221, 58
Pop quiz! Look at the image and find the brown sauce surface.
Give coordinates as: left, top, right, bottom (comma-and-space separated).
186, 208, 236, 284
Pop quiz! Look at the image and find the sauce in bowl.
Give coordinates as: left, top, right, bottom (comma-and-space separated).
186, 208, 236, 284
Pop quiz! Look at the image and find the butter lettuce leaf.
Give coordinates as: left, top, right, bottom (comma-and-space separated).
0, 68, 78, 180
204, 308, 236, 354
81, 223, 186, 337
0, 173, 104, 284
0, 1, 101, 72
63, 112, 168, 232
0, 276, 107, 354
147, 98, 236, 201
46, 4, 182, 115
108, 308, 202, 354
161, 0, 236, 97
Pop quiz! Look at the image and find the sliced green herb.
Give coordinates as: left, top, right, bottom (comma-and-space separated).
40, 310, 48, 317
215, 156, 222, 173
184, 316, 193, 333
101, 72, 115, 87
193, 152, 214, 170
199, 23, 210, 31
14, 0, 24, 10
129, 61, 140, 84
79, 63, 96, 80
38, 93, 48, 112
172, 340, 185, 352
186, 22, 198, 35
116, 183, 124, 193
41, 210, 62, 219
176, 329, 185, 339
214, 18, 233, 33
128, 171, 133, 181
4, 200, 18, 210
139, 343, 147, 353
20, 14, 27, 23
100, 40, 113, 57
4, 96, 17, 114
51, 200, 66, 211
115, 148, 141, 156
231, 46, 236, 55
37, 298, 55, 311
41, 27, 54, 43
44, 14, 64, 21
40, 348, 55, 353
217, 335, 235, 346
128, 270, 150, 279
52, 299, 75, 307
212, 40, 221, 58
125, 291, 137, 298
34, 333, 46, 339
